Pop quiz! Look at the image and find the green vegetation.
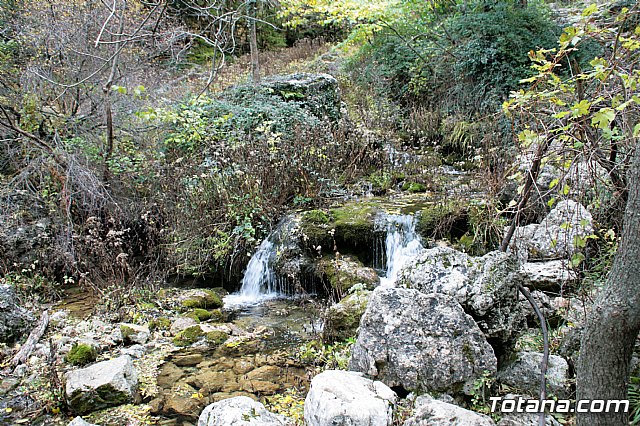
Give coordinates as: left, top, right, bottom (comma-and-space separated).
205, 330, 229, 346
148, 317, 171, 331
172, 326, 205, 347
185, 308, 213, 322
181, 290, 223, 310
65, 344, 97, 366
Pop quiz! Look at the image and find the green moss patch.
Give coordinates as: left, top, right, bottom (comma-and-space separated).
173, 325, 204, 347
330, 204, 377, 247
181, 290, 223, 310
148, 317, 171, 331
402, 182, 427, 193
65, 343, 97, 366
185, 308, 213, 322
416, 202, 468, 242
206, 330, 229, 346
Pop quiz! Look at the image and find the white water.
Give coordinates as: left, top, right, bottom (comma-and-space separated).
225, 212, 424, 307
379, 214, 424, 287
223, 238, 283, 307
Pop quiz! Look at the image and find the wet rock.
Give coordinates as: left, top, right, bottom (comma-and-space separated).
304, 370, 396, 426
509, 200, 593, 262
349, 287, 496, 394
68, 417, 100, 426
65, 355, 138, 414
497, 352, 569, 398
174, 353, 204, 367
404, 395, 496, 426
398, 247, 525, 343
119, 323, 150, 345
0, 284, 34, 343
157, 362, 185, 388
520, 260, 578, 291
197, 396, 289, 426
323, 288, 371, 342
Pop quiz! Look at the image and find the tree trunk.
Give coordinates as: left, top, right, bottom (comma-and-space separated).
576, 143, 640, 425
248, 0, 260, 83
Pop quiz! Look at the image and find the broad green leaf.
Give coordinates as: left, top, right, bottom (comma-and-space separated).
571, 252, 586, 267
571, 100, 591, 117
591, 108, 615, 129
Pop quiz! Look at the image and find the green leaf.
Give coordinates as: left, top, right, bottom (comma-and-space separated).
591, 108, 615, 129
634, 123, 640, 138
571, 252, 586, 267
571, 100, 591, 117
562, 184, 570, 195
582, 4, 598, 17
549, 178, 559, 189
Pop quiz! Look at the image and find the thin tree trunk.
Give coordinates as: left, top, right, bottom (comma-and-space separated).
248, 0, 260, 83
576, 143, 640, 425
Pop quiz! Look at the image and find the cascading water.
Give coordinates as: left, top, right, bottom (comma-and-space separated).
224, 218, 296, 308
378, 214, 424, 287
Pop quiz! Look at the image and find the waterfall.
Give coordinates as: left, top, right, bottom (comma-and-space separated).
378, 214, 424, 287
224, 217, 298, 307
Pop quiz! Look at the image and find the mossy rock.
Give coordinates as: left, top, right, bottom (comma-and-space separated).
209, 309, 224, 322
173, 325, 204, 347
402, 182, 427, 193
299, 209, 334, 251
330, 204, 377, 247
148, 317, 171, 331
206, 330, 229, 346
319, 255, 380, 295
323, 289, 371, 342
120, 325, 135, 341
416, 202, 468, 242
185, 308, 213, 322
181, 290, 223, 310
65, 343, 97, 366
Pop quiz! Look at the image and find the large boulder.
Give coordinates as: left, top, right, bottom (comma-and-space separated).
304, 370, 396, 426
0, 284, 34, 343
509, 200, 593, 262
323, 288, 371, 342
349, 287, 496, 395
404, 395, 496, 426
398, 247, 525, 343
65, 355, 138, 414
197, 396, 289, 426
497, 352, 569, 398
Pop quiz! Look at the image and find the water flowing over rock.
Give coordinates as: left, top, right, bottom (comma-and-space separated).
376, 213, 424, 287
349, 287, 496, 394
0, 284, 34, 343
497, 352, 569, 398
197, 396, 289, 426
398, 247, 525, 343
509, 200, 593, 262
65, 355, 138, 414
304, 370, 396, 426
404, 395, 496, 426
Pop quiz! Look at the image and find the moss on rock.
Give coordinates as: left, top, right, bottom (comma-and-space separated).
416, 202, 468, 242
185, 308, 213, 322
206, 330, 229, 346
330, 204, 377, 247
65, 343, 97, 366
402, 182, 427, 193
323, 289, 372, 342
181, 290, 223, 310
173, 325, 204, 347
319, 255, 379, 295
148, 317, 171, 331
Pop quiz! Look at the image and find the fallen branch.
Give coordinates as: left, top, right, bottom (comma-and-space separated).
10, 311, 49, 372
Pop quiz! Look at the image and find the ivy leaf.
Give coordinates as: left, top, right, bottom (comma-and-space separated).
591, 108, 615, 129
571, 100, 591, 117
